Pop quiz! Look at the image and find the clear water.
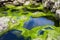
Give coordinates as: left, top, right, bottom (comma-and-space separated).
24, 17, 54, 30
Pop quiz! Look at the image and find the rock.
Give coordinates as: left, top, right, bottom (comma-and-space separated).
17, 0, 25, 3
51, 8, 56, 13
24, 1, 30, 5
0, 0, 5, 2
54, 0, 60, 9
0, 17, 10, 32
13, 0, 19, 5
56, 9, 60, 19
44, 0, 55, 10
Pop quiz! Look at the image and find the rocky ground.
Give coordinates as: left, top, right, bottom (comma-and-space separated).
0, 0, 60, 18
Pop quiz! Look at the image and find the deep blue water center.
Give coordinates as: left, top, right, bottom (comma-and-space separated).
0, 30, 31, 40
0, 30, 25, 40
24, 17, 54, 30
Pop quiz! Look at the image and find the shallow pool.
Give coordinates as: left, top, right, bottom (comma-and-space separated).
24, 17, 54, 30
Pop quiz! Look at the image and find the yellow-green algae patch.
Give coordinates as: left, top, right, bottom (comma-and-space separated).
0, 2, 60, 40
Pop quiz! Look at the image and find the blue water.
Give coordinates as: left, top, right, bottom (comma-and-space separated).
38, 27, 53, 35
38, 30, 44, 35
0, 17, 54, 40
24, 17, 54, 30
0, 30, 23, 40
0, 30, 31, 40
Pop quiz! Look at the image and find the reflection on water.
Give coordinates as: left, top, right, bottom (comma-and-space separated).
24, 17, 54, 30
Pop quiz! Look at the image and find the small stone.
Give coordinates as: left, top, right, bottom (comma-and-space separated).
24, 1, 30, 5
13, 0, 19, 5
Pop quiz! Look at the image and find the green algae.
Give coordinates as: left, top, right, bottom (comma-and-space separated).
0, 2, 60, 40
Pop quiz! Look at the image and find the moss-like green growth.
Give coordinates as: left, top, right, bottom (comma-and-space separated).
0, 2, 59, 40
